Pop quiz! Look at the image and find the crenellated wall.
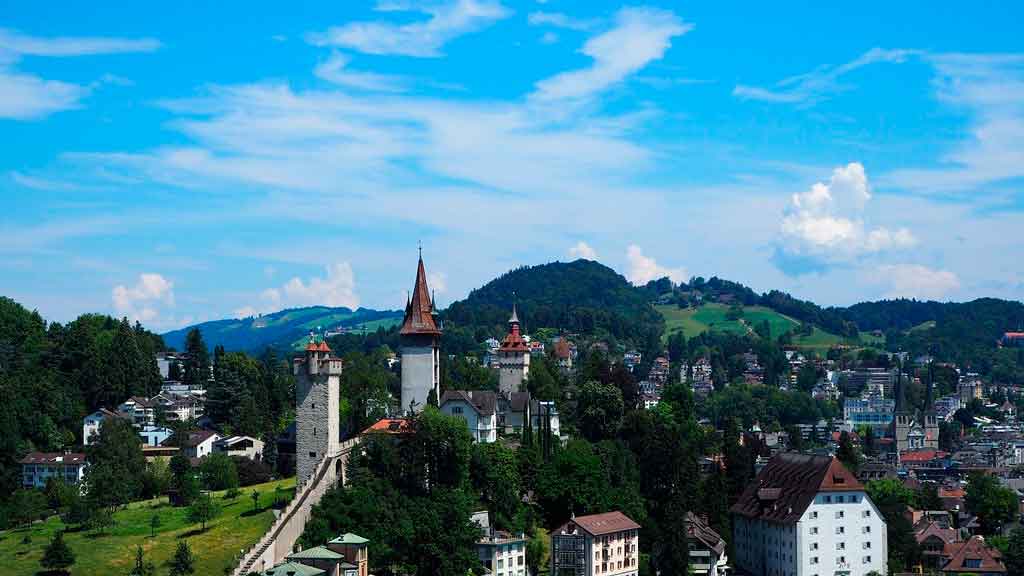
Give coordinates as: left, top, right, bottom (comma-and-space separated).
233, 437, 359, 576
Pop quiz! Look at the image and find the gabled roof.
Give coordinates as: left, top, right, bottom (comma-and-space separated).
440, 390, 496, 416
915, 520, 957, 545
287, 546, 344, 560
943, 536, 1006, 573
558, 511, 641, 537
686, 512, 726, 556
901, 450, 947, 463
731, 453, 864, 524
329, 532, 369, 545
362, 418, 413, 435
19, 452, 86, 465
263, 561, 326, 576
400, 256, 441, 336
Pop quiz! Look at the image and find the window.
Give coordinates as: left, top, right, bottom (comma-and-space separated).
863, 510, 871, 518
313, 427, 317, 436
810, 527, 819, 535
964, 559, 982, 569
311, 403, 316, 409
863, 542, 872, 549
863, 556, 872, 564
836, 495, 844, 503
824, 496, 832, 503
837, 556, 846, 566
810, 543, 818, 551
836, 542, 845, 550
835, 511, 844, 519
811, 557, 819, 565
836, 527, 845, 535
863, 526, 871, 534
810, 511, 818, 519
453, 406, 463, 414
309, 451, 317, 458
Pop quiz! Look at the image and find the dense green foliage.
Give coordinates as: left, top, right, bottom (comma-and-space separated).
966, 472, 1019, 535
443, 260, 664, 353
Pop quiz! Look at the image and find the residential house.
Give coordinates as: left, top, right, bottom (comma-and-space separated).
118, 396, 156, 427
263, 561, 326, 576
731, 453, 888, 576
139, 424, 173, 447
686, 512, 728, 576
916, 519, 959, 570
550, 511, 641, 576
554, 339, 575, 371
215, 435, 265, 460
477, 529, 528, 576
82, 408, 120, 445
269, 532, 368, 576
165, 430, 221, 459
20, 452, 87, 488
531, 399, 560, 440
941, 535, 1006, 575
497, 392, 531, 434
440, 390, 497, 443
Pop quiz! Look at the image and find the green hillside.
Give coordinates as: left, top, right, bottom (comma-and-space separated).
657, 303, 872, 350
0, 478, 294, 576
164, 306, 403, 353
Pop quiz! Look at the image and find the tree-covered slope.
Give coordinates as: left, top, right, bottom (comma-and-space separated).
163, 306, 403, 353
442, 259, 663, 348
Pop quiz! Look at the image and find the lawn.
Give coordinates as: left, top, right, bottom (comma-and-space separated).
657, 303, 799, 340
0, 477, 295, 576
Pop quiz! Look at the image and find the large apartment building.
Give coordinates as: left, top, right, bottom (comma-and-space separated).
551, 511, 640, 576
731, 453, 888, 576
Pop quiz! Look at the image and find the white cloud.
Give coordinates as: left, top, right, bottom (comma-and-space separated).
776, 163, 915, 274
112, 273, 185, 328
313, 51, 407, 92
527, 11, 598, 31
868, 264, 961, 301
246, 262, 360, 313
532, 7, 691, 102
568, 241, 597, 260
733, 48, 916, 107
428, 270, 447, 295
539, 31, 558, 45
625, 245, 686, 285
0, 28, 159, 120
308, 0, 510, 58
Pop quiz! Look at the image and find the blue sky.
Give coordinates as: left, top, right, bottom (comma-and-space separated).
2, 1, 1023, 331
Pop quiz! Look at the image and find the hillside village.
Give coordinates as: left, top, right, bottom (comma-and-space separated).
3, 256, 1024, 576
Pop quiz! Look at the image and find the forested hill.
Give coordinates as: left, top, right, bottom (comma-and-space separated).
163, 306, 403, 353
442, 259, 663, 349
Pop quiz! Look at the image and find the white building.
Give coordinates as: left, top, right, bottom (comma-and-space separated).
686, 512, 729, 576
551, 511, 640, 576
731, 453, 888, 576
440, 390, 497, 443
167, 429, 222, 459
118, 396, 155, 427
82, 408, 120, 445
20, 452, 87, 488
530, 400, 560, 440
215, 435, 265, 461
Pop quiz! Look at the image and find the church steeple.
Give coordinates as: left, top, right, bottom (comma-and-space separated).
894, 355, 908, 413
400, 252, 441, 336
924, 347, 936, 411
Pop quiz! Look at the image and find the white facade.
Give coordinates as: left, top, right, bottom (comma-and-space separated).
215, 435, 265, 460
733, 490, 887, 576
441, 395, 497, 443
20, 453, 87, 488
400, 342, 440, 414
82, 409, 118, 445
477, 534, 528, 576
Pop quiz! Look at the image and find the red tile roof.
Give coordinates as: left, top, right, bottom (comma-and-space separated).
554, 340, 572, 359
563, 511, 641, 537
400, 256, 441, 336
499, 318, 528, 352
19, 452, 86, 465
731, 453, 863, 524
901, 450, 947, 463
362, 418, 413, 435
943, 536, 1006, 573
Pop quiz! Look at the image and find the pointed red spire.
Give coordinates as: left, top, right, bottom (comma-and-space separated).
400, 253, 441, 336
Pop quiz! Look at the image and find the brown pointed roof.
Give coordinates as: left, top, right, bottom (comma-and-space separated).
731, 453, 864, 523
400, 256, 441, 336
499, 305, 528, 352
943, 536, 1006, 573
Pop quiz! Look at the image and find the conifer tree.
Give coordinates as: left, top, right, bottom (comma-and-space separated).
40, 531, 75, 574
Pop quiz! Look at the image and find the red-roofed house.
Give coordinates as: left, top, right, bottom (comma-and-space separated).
942, 535, 1006, 575
362, 418, 413, 436
551, 511, 640, 576
731, 453, 888, 576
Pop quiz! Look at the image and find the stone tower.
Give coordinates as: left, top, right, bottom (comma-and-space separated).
923, 359, 939, 449
498, 301, 530, 396
293, 336, 342, 485
399, 252, 441, 415
891, 359, 911, 453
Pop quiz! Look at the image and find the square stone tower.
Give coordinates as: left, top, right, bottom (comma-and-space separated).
294, 337, 342, 485
498, 302, 530, 396
399, 252, 441, 414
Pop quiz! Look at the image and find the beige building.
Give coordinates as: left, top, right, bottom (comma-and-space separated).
551, 511, 640, 576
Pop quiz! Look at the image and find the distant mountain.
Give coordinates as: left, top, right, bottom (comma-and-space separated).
163, 306, 403, 353
442, 259, 664, 348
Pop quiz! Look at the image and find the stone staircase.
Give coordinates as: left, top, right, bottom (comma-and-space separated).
232, 437, 360, 576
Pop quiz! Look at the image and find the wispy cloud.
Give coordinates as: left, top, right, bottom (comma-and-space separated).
882, 53, 1024, 194
308, 0, 510, 58
532, 7, 691, 102
733, 48, 916, 106
867, 264, 961, 301
244, 262, 360, 315
0, 28, 160, 120
313, 51, 407, 92
527, 11, 599, 31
